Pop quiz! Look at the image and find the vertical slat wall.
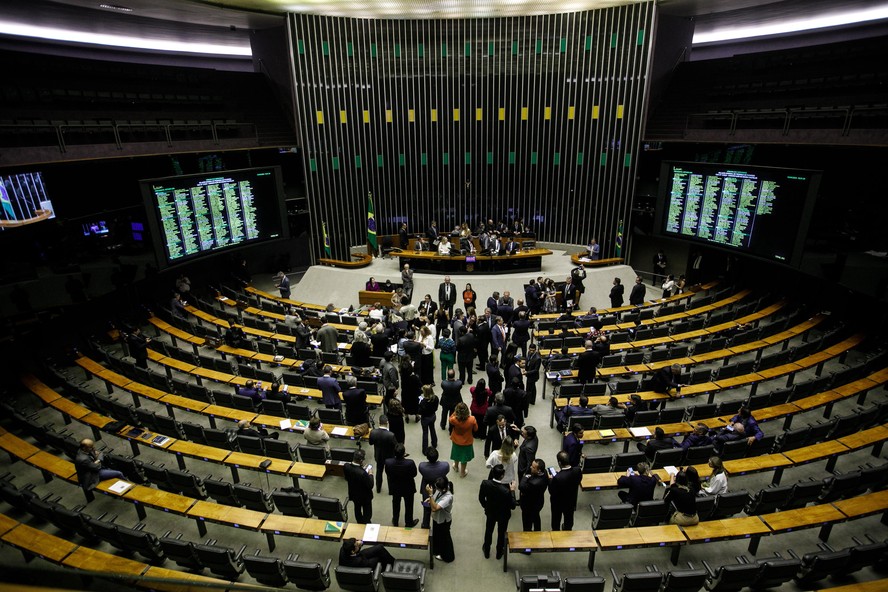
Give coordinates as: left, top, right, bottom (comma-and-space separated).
288, 3, 655, 261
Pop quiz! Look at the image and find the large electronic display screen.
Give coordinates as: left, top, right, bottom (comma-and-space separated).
655, 162, 820, 266
141, 166, 288, 267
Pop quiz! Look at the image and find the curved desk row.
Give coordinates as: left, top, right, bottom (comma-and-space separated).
399, 248, 553, 274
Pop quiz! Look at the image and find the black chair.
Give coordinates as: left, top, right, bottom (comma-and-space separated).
261, 399, 288, 418
651, 448, 684, 470
749, 556, 801, 589
244, 551, 291, 587
613, 452, 646, 473
331, 447, 357, 463
317, 408, 344, 425
381, 561, 426, 592
563, 575, 606, 592
581, 454, 612, 474
142, 463, 177, 493
334, 564, 382, 592
630, 500, 668, 527
116, 523, 166, 563
685, 404, 719, 421
284, 558, 332, 590
204, 427, 238, 450
48, 504, 98, 541
309, 494, 348, 521
661, 567, 708, 592
746, 434, 776, 457
300, 445, 330, 464
709, 491, 749, 519
266, 438, 299, 461
287, 403, 315, 421
159, 532, 203, 570
718, 439, 748, 461
657, 408, 686, 424
819, 471, 864, 503
237, 434, 267, 456
839, 537, 888, 576
194, 541, 247, 580
595, 414, 626, 430
782, 480, 823, 510
694, 495, 716, 521
273, 489, 313, 517
630, 410, 660, 427
233, 484, 275, 512
154, 414, 186, 440
684, 445, 715, 466
515, 570, 561, 592
86, 515, 127, 554
701, 559, 760, 591
591, 504, 633, 529
791, 546, 850, 586
773, 426, 809, 452
744, 485, 793, 515
166, 468, 208, 499
182, 421, 208, 445
610, 568, 663, 592
205, 477, 242, 508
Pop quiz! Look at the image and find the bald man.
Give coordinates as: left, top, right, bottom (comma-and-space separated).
74, 439, 126, 491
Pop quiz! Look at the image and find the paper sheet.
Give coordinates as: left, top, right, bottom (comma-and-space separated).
108, 480, 132, 494
629, 427, 651, 437
363, 523, 380, 542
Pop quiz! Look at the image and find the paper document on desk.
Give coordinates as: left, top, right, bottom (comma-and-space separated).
664, 466, 679, 476
108, 480, 133, 494
363, 524, 380, 542
280, 419, 293, 429
629, 427, 651, 437
579, 257, 592, 263
331, 427, 348, 436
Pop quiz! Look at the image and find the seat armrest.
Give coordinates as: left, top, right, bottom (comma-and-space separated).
373, 563, 383, 581
321, 557, 332, 574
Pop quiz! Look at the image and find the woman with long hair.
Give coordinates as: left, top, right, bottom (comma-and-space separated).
449, 402, 478, 478
463, 283, 477, 310
665, 470, 699, 526
418, 385, 440, 453
400, 358, 421, 422
469, 379, 491, 437
387, 398, 406, 444
425, 476, 455, 562
486, 438, 519, 486
419, 324, 436, 386
701, 456, 728, 496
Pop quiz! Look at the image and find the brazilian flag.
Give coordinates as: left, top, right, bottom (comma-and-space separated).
615, 219, 623, 257
322, 221, 331, 257
367, 192, 378, 252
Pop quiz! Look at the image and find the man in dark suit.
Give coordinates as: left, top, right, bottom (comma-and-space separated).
548, 450, 582, 531
562, 277, 579, 311
516, 425, 539, 476
638, 426, 679, 461
503, 377, 527, 427
439, 369, 463, 429
418, 294, 438, 320
398, 222, 409, 249
339, 537, 396, 570
438, 276, 457, 317
74, 438, 126, 493
519, 457, 548, 531
525, 279, 541, 315
575, 340, 600, 384
343, 449, 374, 523
384, 443, 419, 527
570, 264, 587, 307
478, 464, 517, 559
610, 277, 625, 308
368, 417, 398, 493
418, 447, 450, 529
342, 376, 369, 426
505, 237, 520, 255
484, 393, 516, 428
629, 275, 647, 307
489, 236, 502, 256
126, 327, 151, 369
523, 344, 542, 406
484, 414, 520, 456
475, 312, 492, 371
490, 316, 508, 359
653, 250, 668, 286
617, 462, 660, 506
426, 220, 439, 242
456, 326, 476, 384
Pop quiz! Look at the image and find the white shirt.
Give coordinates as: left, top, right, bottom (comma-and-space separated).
486, 451, 519, 484
438, 241, 451, 255
701, 472, 727, 496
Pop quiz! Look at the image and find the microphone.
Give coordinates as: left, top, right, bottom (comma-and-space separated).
260, 459, 272, 491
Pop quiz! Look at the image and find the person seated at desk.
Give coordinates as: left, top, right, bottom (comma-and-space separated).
339, 537, 396, 571
238, 380, 266, 405
304, 416, 331, 451
489, 237, 503, 256
460, 236, 476, 254
414, 238, 431, 251
649, 363, 685, 408
365, 277, 381, 291
556, 395, 590, 432
616, 461, 660, 506
479, 230, 492, 252
700, 456, 728, 496
592, 396, 625, 417
438, 236, 452, 255
225, 324, 248, 348
713, 421, 746, 454
75, 438, 126, 492
170, 292, 188, 319
681, 423, 713, 449
728, 405, 764, 445
637, 426, 678, 460
265, 382, 291, 404
505, 237, 520, 255
665, 470, 699, 526
238, 419, 279, 440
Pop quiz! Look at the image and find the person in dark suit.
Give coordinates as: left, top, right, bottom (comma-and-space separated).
518, 458, 548, 532
617, 462, 661, 506
342, 376, 369, 426
629, 275, 647, 306
505, 237, 520, 254
339, 537, 396, 570
503, 377, 527, 427
575, 340, 600, 384
484, 415, 520, 457
418, 294, 438, 320
74, 438, 125, 492
343, 449, 374, 524
562, 277, 579, 311
561, 423, 585, 468
484, 393, 516, 428
490, 316, 508, 359
609, 277, 625, 308
478, 464, 517, 559
489, 236, 502, 256
398, 222, 409, 249
548, 450, 582, 531
385, 443, 419, 527
516, 425, 539, 476
475, 313, 492, 371
524, 279, 542, 315
426, 220, 439, 241
653, 250, 668, 286
438, 276, 457, 318
510, 311, 531, 357
571, 264, 587, 306
418, 447, 450, 529
126, 327, 151, 369
368, 417, 398, 493
638, 426, 679, 461
439, 369, 464, 430
456, 326, 476, 385
650, 364, 684, 399
523, 344, 542, 406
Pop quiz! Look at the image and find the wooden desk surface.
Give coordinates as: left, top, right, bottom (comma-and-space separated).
400, 248, 553, 261
723, 454, 792, 475
680, 516, 769, 542
3, 522, 78, 563
832, 490, 888, 519
261, 514, 344, 540
63, 546, 148, 576
761, 504, 846, 533
0, 432, 40, 460
816, 580, 888, 592
757, 363, 802, 379
0, 513, 19, 537
550, 530, 598, 551
637, 525, 686, 546
287, 462, 327, 480
201, 405, 258, 422
117, 483, 198, 515
186, 500, 267, 530
343, 523, 430, 549
168, 440, 233, 463
596, 525, 684, 550
30, 451, 78, 481
124, 381, 168, 403
21, 374, 62, 403
158, 393, 209, 413
222, 452, 294, 474
784, 440, 849, 464
837, 425, 888, 451
49, 397, 93, 420
75, 356, 110, 375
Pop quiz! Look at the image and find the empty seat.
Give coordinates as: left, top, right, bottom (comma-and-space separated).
381, 560, 426, 592
581, 454, 612, 474
630, 500, 668, 527
283, 557, 332, 590
793, 547, 851, 586
233, 484, 274, 512
116, 523, 165, 563
309, 494, 348, 521
563, 575, 606, 592
273, 489, 313, 517
194, 542, 246, 580
651, 448, 684, 470
750, 557, 801, 589
166, 468, 208, 499
244, 552, 290, 587
335, 564, 382, 591
744, 485, 793, 515
266, 438, 298, 461
515, 570, 561, 592
591, 504, 633, 529
159, 532, 203, 570
610, 568, 663, 592
709, 491, 749, 519
701, 559, 760, 591
661, 567, 707, 592
300, 445, 330, 464
237, 434, 266, 456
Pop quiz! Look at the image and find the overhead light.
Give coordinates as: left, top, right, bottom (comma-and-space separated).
0, 21, 252, 56
98, 4, 133, 12
694, 5, 888, 44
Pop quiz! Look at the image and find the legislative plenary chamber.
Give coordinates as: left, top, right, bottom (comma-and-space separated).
0, 1, 887, 591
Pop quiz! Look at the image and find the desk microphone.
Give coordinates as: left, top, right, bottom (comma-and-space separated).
260, 459, 272, 491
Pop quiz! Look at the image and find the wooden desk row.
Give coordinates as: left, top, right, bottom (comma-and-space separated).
580, 423, 888, 492
74, 355, 376, 439
0, 428, 430, 557
21, 374, 327, 488
503, 489, 888, 572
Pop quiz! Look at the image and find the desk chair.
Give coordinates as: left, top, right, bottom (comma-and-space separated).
582, 454, 613, 474
159, 532, 204, 570
300, 445, 330, 464
659, 566, 708, 592
182, 421, 208, 445
272, 489, 313, 517
782, 480, 823, 510
287, 402, 314, 421
591, 503, 633, 529
382, 561, 426, 592
317, 408, 344, 425
237, 434, 266, 457
693, 495, 716, 521
244, 551, 292, 587
116, 523, 165, 563
48, 504, 98, 541
194, 541, 247, 580
600, 353, 623, 368
630, 500, 668, 527
684, 445, 715, 466
563, 575, 605, 592
205, 477, 241, 508
630, 410, 660, 427
657, 408, 686, 424
613, 452, 645, 473
309, 494, 348, 521
514, 570, 561, 592
701, 559, 760, 592
265, 438, 298, 462
790, 546, 851, 586
284, 558, 332, 590
142, 463, 177, 493
86, 515, 126, 554
233, 484, 274, 512
748, 555, 801, 589
709, 491, 749, 519
166, 468, 208, 500
651, 448, 684, 470
261, 399, 288, 418
610, 568, 663, 592
335, 564, 382, 592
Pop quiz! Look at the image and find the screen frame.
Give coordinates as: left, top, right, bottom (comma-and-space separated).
140, 165, 289, 270
653, 161, 821, 268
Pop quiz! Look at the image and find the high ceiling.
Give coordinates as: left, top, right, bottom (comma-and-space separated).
0, 0, 885, 56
